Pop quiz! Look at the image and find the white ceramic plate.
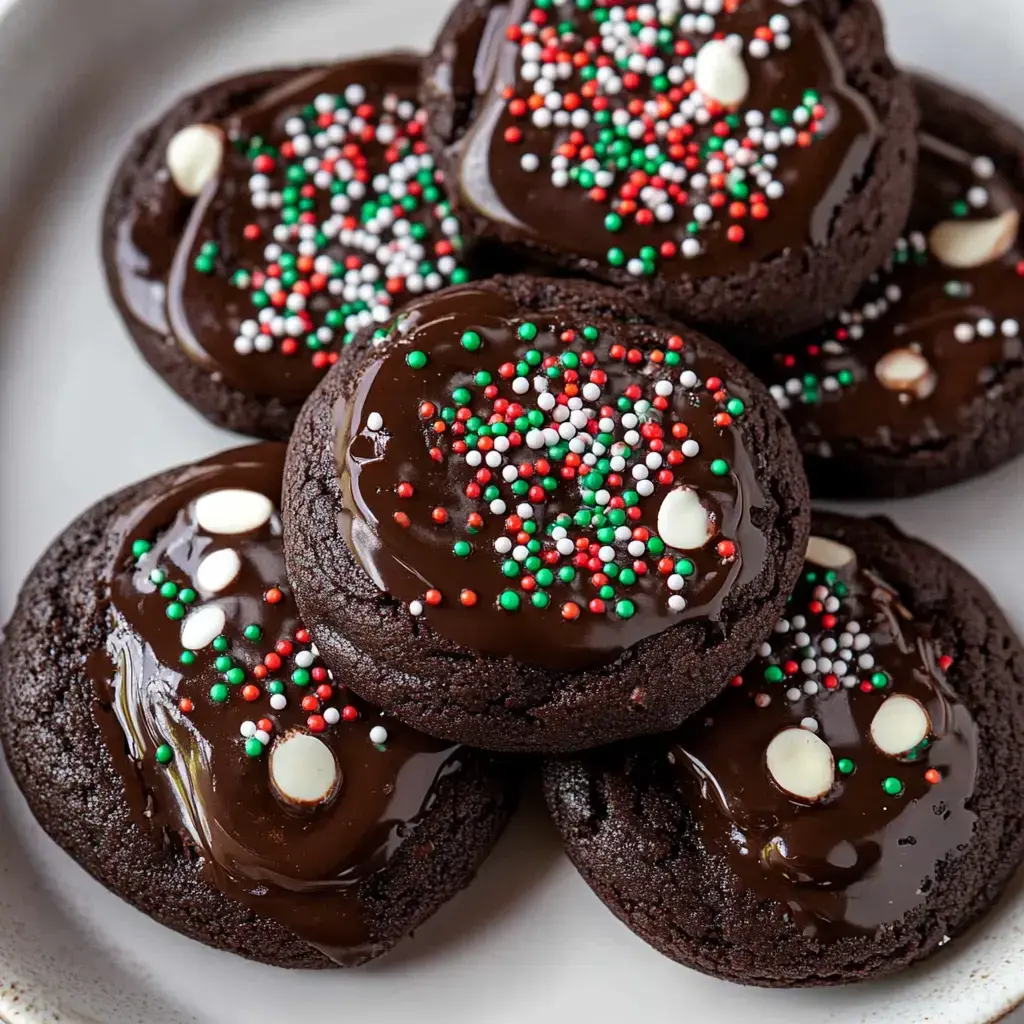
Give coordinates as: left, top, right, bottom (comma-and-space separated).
1, 0, 1023, 1021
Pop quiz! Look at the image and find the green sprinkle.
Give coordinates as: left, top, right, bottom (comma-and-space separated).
452, 387, 472, 405
406, 350, 428, 369
837, 758, 855, 776
179, 588, 197, 605
292, 669, 311, 687
710, 459, 730, 477
531, 592, 551, 608
726, 398, 745, 417
155, 744, 174, 765
453, 540, 472, 558
214, 655, 233, 673
166, 602, 185, 621
226, 667, 246, 685
159, 581, 179, 600
882, 777, 904, 797
132, 539, 152, 560
518, 322, 538, 342
210, 683, 230, 704
615, 599, 636, 619
268, 680, 285, 696
243, 624, 263, 642
179, 651, 196, 667
212, 635, 230, 653
461, 330, 482, 351
676, 559, 696, 577
244, 737, 265, 758
499, 590, 521, 612
764, 665, 784, 683
871, 671, 889, 690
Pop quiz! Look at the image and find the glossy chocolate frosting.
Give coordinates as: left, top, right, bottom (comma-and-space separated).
334, 285, 767, 671
89, 443, 462, 964
767, 130, 1024, 456
440, 0, 877, 279
114, 56, 468, 402
670, 535, 978, 939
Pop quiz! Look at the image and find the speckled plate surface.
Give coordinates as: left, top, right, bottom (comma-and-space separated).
1, 0, 1023, 1021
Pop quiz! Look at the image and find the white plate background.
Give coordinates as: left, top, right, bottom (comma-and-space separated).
1, 1, 1023, 1021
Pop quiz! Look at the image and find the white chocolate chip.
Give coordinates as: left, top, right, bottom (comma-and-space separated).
874, 348, 937, 400
194, 489, 274, 535
180, 604, 226, 651
269, 731, 340, 807
929, 209, 1019, 269
766, 728, 835, 802
694, 40, 750, 108
805, 536, 855, 569
657, 487, 714, 550
195, 548, 242, 594
165, 124, 224, 196
870, 695, 930, 757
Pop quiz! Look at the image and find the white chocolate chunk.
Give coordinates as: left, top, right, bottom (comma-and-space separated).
657, 487, 713, 550
194, 489, 273, 535
870, 695, 930, 756
929, 209, 1019, 269
766, 728, 835, 802
875, 347, 937, 400
270, 732, 340, 806
180, 605, 226, 651
195, 548, 242, 594
166, 124, 224, 196
805, 536, 855, 569
694, 40, 750, 108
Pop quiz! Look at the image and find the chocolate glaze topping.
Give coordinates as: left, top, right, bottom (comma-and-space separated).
89, 443, 461, 964
767, 131, 1024, 455
114, 55, 467, 402
440, 0, 877, 279
670, 537, 978, 939
334, 285, 767, 671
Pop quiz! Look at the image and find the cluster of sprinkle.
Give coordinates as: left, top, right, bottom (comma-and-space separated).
193, 83, 468, 370
129, 537, 389, 763
740, 562, 953, 795
502, 0, 827, 275
373, 318, 743, 619
771, 152, 1024, 410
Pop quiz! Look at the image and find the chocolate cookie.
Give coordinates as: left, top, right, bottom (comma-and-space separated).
422, 0, 917, 344
0, 443, 517, 968
102, 55, 474, 439
543, 513, 1024, 986
283, 275, 810, 752
762, 76, 1024, 498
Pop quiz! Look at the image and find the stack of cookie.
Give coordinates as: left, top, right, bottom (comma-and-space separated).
3, 0, 1024, 988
